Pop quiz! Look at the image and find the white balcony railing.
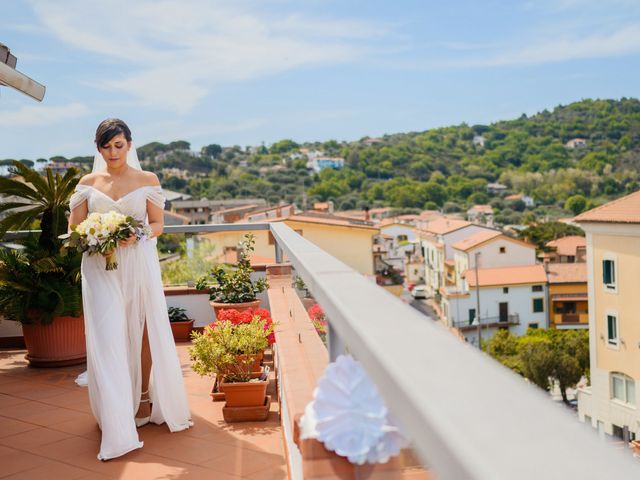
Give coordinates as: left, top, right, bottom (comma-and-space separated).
6, 221, 639, 479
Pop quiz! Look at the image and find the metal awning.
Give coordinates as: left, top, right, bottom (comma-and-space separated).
0, 43, 45, 101
551, 293, 588, 302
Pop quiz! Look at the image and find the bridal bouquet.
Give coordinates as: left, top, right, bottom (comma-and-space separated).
60, 211, 152, 270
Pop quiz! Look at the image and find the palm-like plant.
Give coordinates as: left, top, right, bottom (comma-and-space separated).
0, 161, 83, 324
0, 161, 80, 253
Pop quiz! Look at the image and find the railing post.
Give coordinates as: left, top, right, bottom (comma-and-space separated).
327, 321, 346, 361
185, 233, 194, 259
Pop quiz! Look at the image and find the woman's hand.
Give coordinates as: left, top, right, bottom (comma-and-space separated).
118, 234, 137, 248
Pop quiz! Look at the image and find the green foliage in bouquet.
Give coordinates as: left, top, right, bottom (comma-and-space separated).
196, 233, 268, 303
0, 161, 82, 324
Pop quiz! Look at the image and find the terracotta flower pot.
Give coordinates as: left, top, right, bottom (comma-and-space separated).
220, 378, 268, 408
222, 395, 271, 422
210, 299, 261, 319
21, 315, 86, 367
170, 319, 194, 342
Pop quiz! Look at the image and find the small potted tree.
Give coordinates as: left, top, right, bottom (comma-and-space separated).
196, 233, 268, 317
190, 313, 273, 422
167, 306, 194, 342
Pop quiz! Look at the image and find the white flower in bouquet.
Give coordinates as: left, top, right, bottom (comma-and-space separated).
60, 211, 151, 271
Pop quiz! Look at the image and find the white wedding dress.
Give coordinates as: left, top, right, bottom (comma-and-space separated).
70, 184, 193, 461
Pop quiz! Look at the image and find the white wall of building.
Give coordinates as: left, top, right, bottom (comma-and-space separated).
454, 238, 536, 288
445, 283, 548, 335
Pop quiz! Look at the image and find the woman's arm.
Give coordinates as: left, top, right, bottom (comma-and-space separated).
68, 197, 88, 231
146, 200, 164, 238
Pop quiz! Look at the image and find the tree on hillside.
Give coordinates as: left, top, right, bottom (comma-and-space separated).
564, 195, 587, 215
269, 139, 299, 154
202, 144, 222, 158
518, 221, 584, 251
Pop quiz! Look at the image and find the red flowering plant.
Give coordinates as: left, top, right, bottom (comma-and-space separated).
307, 303, 327, 343
208, 307, 275, 345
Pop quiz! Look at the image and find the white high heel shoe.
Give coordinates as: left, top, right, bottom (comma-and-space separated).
135, 390, 151, 428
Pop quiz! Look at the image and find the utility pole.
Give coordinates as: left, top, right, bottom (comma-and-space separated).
475, 251, 482, 350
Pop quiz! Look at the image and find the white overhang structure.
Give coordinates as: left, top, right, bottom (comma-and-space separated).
0, 43, 45, 101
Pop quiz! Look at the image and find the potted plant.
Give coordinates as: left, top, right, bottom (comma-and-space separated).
189, 313, 273, 421
196, 233, 268, 317
293, 275, 315, 310
0, 161, 85, 367
168, 306, 194, 342
307, 303, 328, 345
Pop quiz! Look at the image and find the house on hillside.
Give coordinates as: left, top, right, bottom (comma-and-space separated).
565, 138, 587, 149
547, 263, 588, 330
419, 218, 496, 299
487, 183, 508, 195
467, 204, 494, 227
309, 156, 345, 173
539, 235, 586, 263
442, 264, 548, 346
505, 193, 535, 208
472, 135, 485, 148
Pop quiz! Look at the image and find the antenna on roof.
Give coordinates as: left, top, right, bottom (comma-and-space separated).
0, 43, 45, 101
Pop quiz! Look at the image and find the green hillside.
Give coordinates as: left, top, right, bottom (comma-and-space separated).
6, 98, 640, 225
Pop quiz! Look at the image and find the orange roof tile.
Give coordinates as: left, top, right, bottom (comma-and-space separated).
574, 190, 640, 223
468, 204, 493, 214
464, 265, 547, 287
545, 236, 586, 256
287, 213, 378, 230
546, 263, 587, 284
452, 230, 502, 251
424, 217, 471, 235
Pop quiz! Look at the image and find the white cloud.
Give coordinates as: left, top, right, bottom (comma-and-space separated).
444, 24, 640, 68
0, 102, 90, 127
28, 0, 386, 113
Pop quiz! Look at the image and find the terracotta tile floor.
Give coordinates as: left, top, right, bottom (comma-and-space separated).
0, 345, 288, 480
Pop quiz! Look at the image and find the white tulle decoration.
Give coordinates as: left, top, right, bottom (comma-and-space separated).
300, 354, 410, 464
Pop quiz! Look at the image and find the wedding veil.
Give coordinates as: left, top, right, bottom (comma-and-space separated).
92, 142, 142, 173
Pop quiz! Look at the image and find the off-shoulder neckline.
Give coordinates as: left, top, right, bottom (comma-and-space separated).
77, 184, 161, 203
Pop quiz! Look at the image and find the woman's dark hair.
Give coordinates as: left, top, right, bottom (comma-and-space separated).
95, 118, 132, 148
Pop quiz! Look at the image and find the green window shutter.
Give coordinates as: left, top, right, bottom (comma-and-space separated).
533, 298, 544, 313
607, 315, 617, 342
603, 260, 612, 285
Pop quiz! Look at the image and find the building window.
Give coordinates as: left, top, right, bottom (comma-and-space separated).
607, 313, 619, 346
503, 287, 509, 294
529, 323, 539, 329
611, 373, 635, 406
533, 298, 544, 313
499, 246, 506, 254
532, 285, 543, 292
603, 258, 616, 291
468, 309, 476, 324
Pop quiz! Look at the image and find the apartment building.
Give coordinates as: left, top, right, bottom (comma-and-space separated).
575, 191, 640, 442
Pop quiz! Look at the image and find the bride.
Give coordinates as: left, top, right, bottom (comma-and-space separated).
69, 118, 193, 461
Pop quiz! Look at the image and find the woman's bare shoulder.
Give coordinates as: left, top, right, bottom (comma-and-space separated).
78, 172, 104, 186
135, 170, 160, 187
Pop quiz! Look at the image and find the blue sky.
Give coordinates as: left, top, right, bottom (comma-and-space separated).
1, 0, 640, 159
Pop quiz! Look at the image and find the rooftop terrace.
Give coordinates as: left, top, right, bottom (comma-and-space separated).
1, 222, 639, 479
